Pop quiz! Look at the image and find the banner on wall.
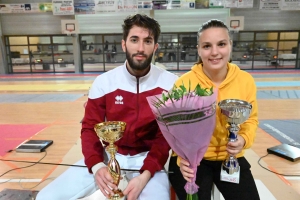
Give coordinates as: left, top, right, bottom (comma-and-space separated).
280, 0, 300, 10
74, 0, 95, 14
52, 0, 75, 15
120, 0, 138, 11
224, 0, 237, 7
0, 3, 52, 13
224, 0, 253, 7
95, 0, 117, 13
259, 0, 280, 10
180, 0, 196, 9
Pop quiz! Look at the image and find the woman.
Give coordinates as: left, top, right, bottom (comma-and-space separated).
168, 19, 260, 200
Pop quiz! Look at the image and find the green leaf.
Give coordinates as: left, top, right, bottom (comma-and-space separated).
179, 85, 187, 94
162, 93, 168, 102
194, 83, 213, 96
151, 80, 213, 108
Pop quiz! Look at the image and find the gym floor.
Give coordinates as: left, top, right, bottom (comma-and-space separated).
0, 69, 299, 199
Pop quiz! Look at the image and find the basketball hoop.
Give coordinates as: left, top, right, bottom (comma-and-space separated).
65, 29, 75, 36
230, 26, 239, 34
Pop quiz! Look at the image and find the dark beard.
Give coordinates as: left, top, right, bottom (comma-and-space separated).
126, 51, 153, 71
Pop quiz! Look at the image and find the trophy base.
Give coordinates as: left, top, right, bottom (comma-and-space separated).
222, 155, 239, 175
220, 166, 240, 184
108, 189, 124, 200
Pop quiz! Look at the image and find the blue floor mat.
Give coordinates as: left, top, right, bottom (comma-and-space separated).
259, 119, 300, 147
257, 90, 300, 99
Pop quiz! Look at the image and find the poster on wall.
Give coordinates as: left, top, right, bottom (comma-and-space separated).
74, 0, 95, 14
52, 0, 75, 15
138, 0, 153, 9
224, 0, 253, 7
152, 0, 168, 9
224, 0, 237, 7
280, 0, 300, 10
95, 0, 118, 12
166, 0, 181, 9
40, 3, 53, 12
209, 0, 224, 8
237, 0, 253, 7
165, 0, 195, 9
195, 0, 209, 8
259, 0, 280, 10
0, 4, 11, 13
95, 0, 137, 12
0, 3, 52, 13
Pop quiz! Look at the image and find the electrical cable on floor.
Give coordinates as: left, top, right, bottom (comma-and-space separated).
0, 152, 172, 173
258, 153, 300, 176
0, 158, 87, 168
0, 151, 47, 179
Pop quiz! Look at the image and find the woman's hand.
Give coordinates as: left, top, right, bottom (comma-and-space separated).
227, 135, 245, 156
179, 158, 194, 182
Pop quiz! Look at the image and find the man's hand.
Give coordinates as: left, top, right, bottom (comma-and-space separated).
179, 158, 194, 183
94, 167, 117, 198
123, 170, 151, 200
227, 134, 246, 156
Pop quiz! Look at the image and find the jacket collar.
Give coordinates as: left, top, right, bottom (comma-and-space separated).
122, 60, 153, 83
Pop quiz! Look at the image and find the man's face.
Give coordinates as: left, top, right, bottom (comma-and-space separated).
122, 25, 158, 74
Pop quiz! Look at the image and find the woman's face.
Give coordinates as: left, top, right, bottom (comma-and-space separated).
197, 27, 232, 72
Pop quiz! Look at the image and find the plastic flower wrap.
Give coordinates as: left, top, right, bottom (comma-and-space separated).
147, 82, 217, 200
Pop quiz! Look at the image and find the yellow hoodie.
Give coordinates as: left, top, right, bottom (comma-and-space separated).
175, 62, 258, 162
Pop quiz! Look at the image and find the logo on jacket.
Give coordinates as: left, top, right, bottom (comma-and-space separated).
115, 95, 124, 104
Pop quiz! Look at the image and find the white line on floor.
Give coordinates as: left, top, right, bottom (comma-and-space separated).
284, 176, 300, 180
0, 179, 42, 182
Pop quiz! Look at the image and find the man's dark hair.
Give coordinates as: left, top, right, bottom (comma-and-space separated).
122, 14, 161, 44
196, 19, 231, 64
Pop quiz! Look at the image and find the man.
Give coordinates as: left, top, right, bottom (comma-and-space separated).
36, 14, 177, 200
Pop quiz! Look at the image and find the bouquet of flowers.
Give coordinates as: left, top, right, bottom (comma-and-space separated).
146, 82, 217, 200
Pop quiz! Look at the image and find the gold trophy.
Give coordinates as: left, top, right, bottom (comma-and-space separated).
94, 121, 126, 200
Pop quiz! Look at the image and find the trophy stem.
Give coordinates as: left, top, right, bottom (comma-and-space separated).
227, 123, 239, 142
105, 143, 124, 200
106, 144, 121, 186
223, 124, 240, 174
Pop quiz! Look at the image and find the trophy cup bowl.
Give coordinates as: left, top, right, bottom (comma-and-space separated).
94, 121, 126, 200
219, 99, 252, 175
